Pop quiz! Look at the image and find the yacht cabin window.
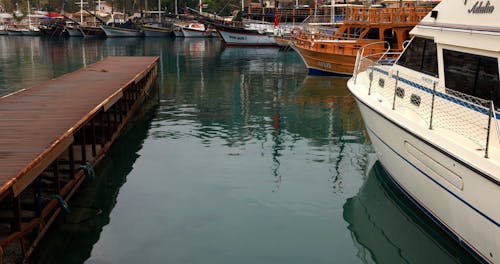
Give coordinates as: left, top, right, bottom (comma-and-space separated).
396, 37, 438, 77
443, 49, 500, 107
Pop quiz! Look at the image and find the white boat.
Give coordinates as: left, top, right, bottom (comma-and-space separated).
216, 23, 277, 46
20, 27, 42, 36
347, 0, 500, 263
181, 23, 211, 38
100, 25, 143, 37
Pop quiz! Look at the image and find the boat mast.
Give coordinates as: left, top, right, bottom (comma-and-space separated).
175, 0, 178, 15
331, 0, 335, 24
27, 0, 31, 29
199, 0, 202, 13
158, 0, 161, 22
241, 0, 244, 10
80, 0, 83, 24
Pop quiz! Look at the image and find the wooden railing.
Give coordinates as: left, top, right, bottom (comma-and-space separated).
344, 7, 432, 25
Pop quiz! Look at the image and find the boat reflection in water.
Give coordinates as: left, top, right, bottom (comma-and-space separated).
343, 162, 477, 264
292, 76, 369, 193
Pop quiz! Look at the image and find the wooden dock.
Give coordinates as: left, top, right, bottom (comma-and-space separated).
0, 56, 159, 262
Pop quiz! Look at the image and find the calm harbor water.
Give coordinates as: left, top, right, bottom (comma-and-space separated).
0, 36, 476, 264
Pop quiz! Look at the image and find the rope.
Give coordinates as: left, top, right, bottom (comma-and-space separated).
52, 194, 71, 214
78, 162, 95, 181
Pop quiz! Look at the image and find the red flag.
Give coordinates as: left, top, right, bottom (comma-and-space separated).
274, 10, 279, 27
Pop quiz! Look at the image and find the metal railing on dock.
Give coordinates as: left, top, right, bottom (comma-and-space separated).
0, 56, 159, 263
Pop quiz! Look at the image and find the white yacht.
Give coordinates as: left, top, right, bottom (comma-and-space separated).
347, 0, 500, 263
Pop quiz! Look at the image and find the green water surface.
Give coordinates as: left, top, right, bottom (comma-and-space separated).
0, 36, 476, 264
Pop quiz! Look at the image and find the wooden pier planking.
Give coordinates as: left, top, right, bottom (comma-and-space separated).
0, 56, 159, 197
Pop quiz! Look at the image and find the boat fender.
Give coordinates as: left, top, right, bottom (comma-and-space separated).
78, 162, 95, 182
52, 194, 71, 214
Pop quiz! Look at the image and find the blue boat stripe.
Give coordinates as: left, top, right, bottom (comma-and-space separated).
367, 127, 500, 228
369, 67, 498, 118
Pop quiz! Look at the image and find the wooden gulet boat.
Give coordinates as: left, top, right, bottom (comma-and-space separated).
291, 6, 432, 76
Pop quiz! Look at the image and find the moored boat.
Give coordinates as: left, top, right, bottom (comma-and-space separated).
7, 28, 23, 36
181, 23, 211, 38
100, 24, 143, 37
143, 24, 172, 37
21, 27, 42, 36
80, 25, 106, 37
65, 24, 83, 37
347, 0, 500, 262
215, 23, 277, 46
291, 6, 431, 76
172, 24, 184, 37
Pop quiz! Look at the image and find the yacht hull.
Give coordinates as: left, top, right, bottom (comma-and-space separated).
349, 78, 500, 263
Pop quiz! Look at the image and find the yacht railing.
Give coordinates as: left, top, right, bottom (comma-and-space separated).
353, 52, 498, 158
353, 41, 391, 84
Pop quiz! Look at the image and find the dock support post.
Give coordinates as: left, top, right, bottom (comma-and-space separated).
91, 119, 97, 157
69, 144, 75, 177
53, 160, 60, 194
100, 112, 105, 148
12, 196, 21, 232
81, 126, 87, 163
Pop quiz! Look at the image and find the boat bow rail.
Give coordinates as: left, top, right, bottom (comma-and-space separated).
353, 53, 499, 159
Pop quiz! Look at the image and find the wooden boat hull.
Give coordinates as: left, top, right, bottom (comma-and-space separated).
291, 43, 355, 76
66, 27, 83, 37
143, 25, 172, 37
217, 27, 277, 46
100, 25, 143, 37
81, 26, 106, 37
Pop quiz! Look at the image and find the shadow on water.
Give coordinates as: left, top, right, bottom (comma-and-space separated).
32, 103, 158, 264
343, 162, 478, 264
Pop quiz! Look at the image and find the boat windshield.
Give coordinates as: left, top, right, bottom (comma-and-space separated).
396, 36, 438, 77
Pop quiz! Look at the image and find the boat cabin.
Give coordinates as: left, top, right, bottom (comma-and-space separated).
394, 0, 500, 108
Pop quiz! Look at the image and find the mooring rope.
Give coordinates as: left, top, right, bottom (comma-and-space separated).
78, 162, 95, 181
52, 194, 71, 214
